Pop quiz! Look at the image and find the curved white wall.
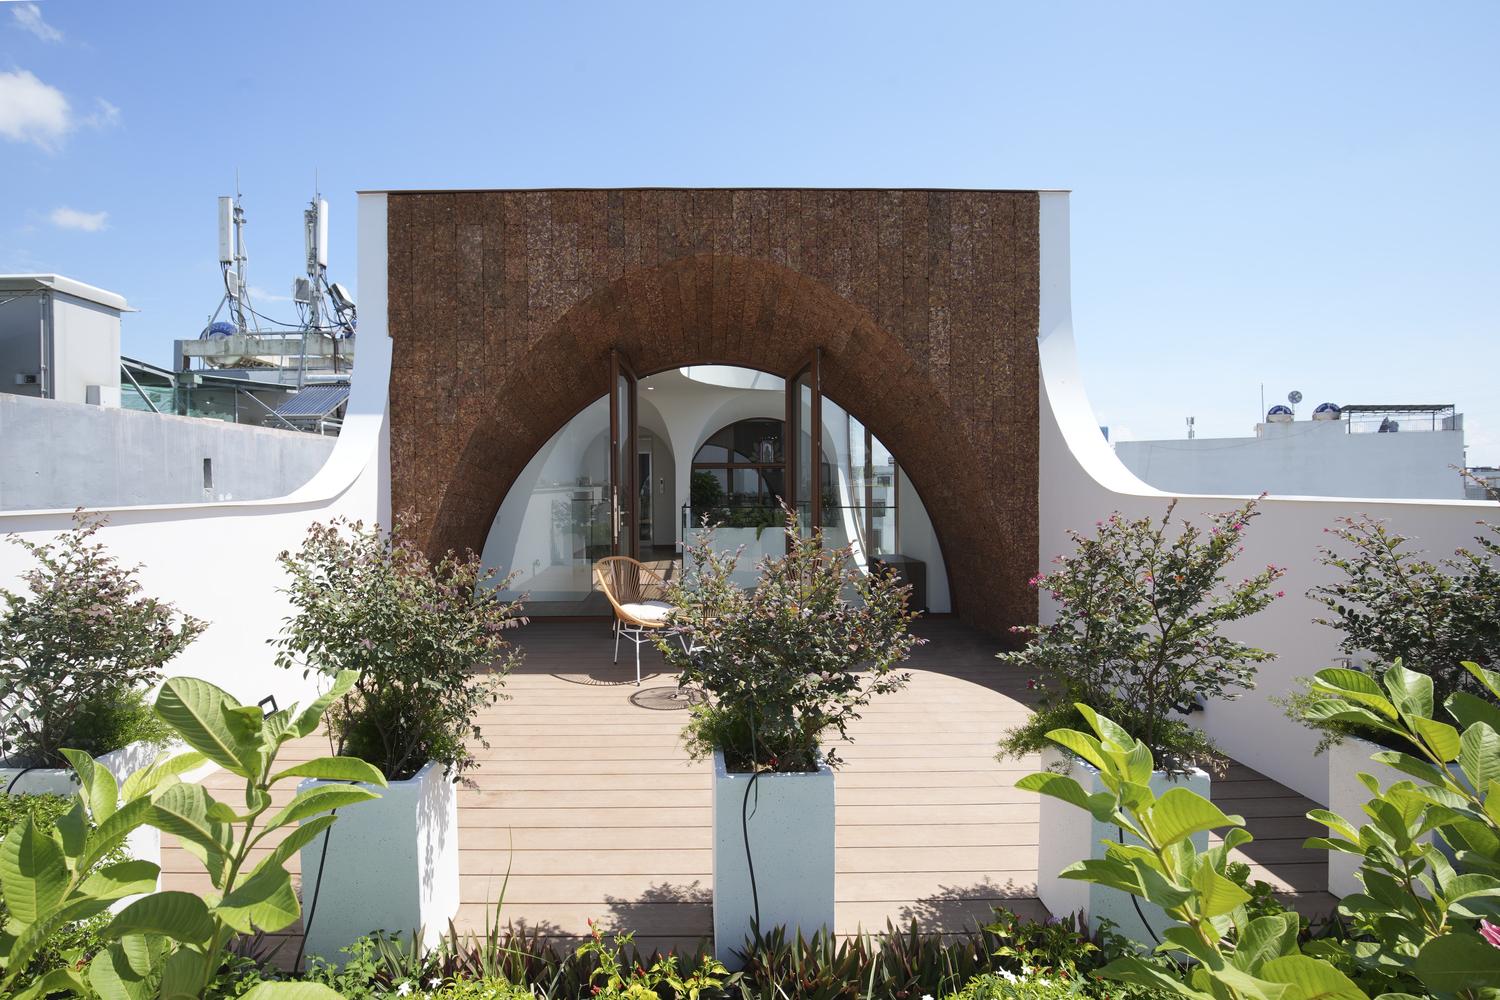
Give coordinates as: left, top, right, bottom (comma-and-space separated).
0, 194, 392, 710
1037, 191, 1496, 804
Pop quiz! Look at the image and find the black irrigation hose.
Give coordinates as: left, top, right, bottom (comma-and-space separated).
742, 768, 763, 949
1118, 825, 1161, 946
292, 807, 338, 973
5, 765, 38, 795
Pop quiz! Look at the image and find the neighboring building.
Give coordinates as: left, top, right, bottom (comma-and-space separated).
1468, 467, 1500, 501
0, 274, 131, 407
1114, 403, 1469, 500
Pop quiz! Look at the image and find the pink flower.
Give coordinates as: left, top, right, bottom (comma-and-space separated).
1482, 920, 1500, 949
1275, 591, 1285, 598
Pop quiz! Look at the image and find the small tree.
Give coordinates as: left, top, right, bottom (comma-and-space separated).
658, 508, 919, 773
271, 518, 527, 782
998, 498, 1284, 774
1309, 514, 1500, 708
0, 512, 205, 767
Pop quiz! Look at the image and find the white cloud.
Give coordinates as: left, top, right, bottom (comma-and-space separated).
247, 285, 292, 303
50, 206, 108, 232
11, 3, 63, 43
0, 68, 70, 150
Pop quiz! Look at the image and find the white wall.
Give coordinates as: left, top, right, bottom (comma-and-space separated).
0, 194, 391, 711
1115, 419, 1467, 500
51, 293, 122, 406
1037, 191, 1495, 805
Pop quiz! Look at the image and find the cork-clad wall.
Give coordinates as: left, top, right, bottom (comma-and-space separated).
385, 189, 1040, 634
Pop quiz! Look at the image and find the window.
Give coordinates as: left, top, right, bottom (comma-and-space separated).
692, 418, 786, 508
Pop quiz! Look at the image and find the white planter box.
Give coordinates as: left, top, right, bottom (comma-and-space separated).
2, 739, 215, 905
298, 760, 459, 963
1036, 747, 1210, 943
712, 749, 834, 967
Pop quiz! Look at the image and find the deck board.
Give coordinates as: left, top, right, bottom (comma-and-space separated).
160, 618, 1333, 960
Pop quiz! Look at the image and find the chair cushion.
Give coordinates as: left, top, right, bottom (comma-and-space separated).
620, 601, 674, 625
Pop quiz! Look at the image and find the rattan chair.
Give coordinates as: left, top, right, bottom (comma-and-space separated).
593, 556, 680, 685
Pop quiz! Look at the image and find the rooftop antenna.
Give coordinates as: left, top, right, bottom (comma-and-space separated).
1186, 416, 1196, 440
297, 174, 330, 390
1287, 389, 1303, 416
207, 177, 261, 355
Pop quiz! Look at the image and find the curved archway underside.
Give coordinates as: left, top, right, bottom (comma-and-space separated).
387, 189, 1040, 634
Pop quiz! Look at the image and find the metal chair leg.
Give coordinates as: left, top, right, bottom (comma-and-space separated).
635, 632, 642, 686
613, 620, 621, 664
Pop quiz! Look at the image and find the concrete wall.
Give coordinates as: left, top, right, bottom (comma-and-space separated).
0, 293, 45, 399
0, 393, 337, 509
0, 194, 391, 711
1037, 192, 1497, 806
1115, 419, 1468, 500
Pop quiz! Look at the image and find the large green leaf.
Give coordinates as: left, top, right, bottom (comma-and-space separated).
11, 966, 89, 1000
120, 749, 212, 802
1257, 955, 1367, 1000
104, 891, 215, 946
88, 937, 166, 1000
1145, 787, 1243, 847
1193, 863, 1252, 919
1313, 669, 1398, 719
1098, 955, 1217, 999
262, 783, 381, 832
79, 859, 161, 902
81, 796, 154, 872
154, 676, 249, 775
1016, 770, 1091, 809
159, 944, 212, 1000
1413, 932, 1500, 993
0, 815, 69, 925
61, 748, 119, 823
1411, 717, 1461, 763
1464, 661, 1500, 702
1384, 663, 1434, 721
1045, 727, 1110, 772
271, 755, 388, 787
1460, 722, 1500, 794
215, 865, 300, 933
1447, 691, 1500, 734
1231, 913, 1300, 972
249, 814, 336, 879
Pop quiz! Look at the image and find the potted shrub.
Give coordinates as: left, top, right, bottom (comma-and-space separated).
1296, 513, 1499, 895
658, 507, 919, 966
0, 513, 207, 884
271, 518, 526, 961
998, 498, 1283, 936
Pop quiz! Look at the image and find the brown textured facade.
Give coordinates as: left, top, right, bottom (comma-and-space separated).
385, 189, 1040, 634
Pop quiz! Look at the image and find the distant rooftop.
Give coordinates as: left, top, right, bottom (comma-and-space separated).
0, 274, 132, 313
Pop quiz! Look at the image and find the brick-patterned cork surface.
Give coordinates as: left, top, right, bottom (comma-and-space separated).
385, 189, 1040, 634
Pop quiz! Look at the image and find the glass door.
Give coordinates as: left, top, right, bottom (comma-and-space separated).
609, 349, 639, 559
785, 349, 822, 538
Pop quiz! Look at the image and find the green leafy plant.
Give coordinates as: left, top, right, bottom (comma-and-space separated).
0, 788, 139, 997
1299, 660, 1500, 997
999, 499, 1284, 775
690, 470, 725, 512
0, 747, 211, 999
271, 518, 527, 782
83, 670, 384, 999
1018, 704, 1370, 1000
0, 512, 206, 767
659, 506, 919, 773
1302, 514, 1500, 748
575, 922, 727, 1000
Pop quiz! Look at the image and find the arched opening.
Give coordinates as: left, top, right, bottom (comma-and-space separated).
403, 252, 1033, 634
479, 365, 951, 615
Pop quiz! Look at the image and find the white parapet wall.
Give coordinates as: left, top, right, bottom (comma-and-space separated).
1037, 191, 1496, 806
0, 193, 392, 712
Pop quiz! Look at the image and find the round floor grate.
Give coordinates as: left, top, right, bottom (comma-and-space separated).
629, 685, 706, 711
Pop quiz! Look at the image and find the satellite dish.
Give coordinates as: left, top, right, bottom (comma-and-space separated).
1287, 390, 1303, 405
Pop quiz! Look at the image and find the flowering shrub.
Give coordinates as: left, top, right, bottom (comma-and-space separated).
1308, 514, 1500, 712
998, 498, 1284, 774
271, 518, 527, 782
0, 512, 204, 766
659, 508, 919, 772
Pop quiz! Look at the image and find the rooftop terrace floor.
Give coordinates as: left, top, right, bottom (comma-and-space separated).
161, 619, 1334, 961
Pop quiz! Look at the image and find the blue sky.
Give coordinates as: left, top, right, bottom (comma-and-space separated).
3, 1, 1496, 461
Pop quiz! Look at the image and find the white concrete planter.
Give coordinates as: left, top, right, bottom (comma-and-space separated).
1036, 747, 1210, 943
2, 739, 215, 905
712, 749, 834, 967
298, 760, 459, 962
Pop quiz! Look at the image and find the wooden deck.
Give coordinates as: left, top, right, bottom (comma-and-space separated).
160, 618, 1333, 960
